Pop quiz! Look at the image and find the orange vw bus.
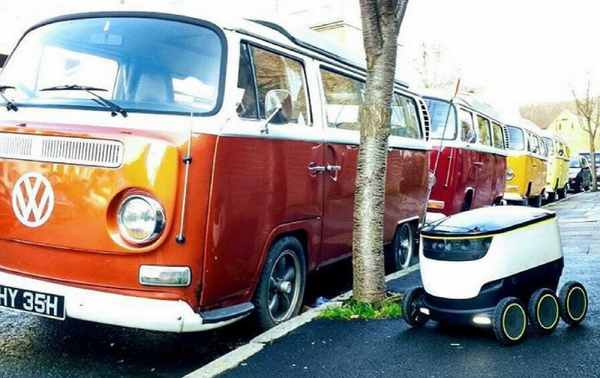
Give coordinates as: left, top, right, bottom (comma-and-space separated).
0, 11, 431, 332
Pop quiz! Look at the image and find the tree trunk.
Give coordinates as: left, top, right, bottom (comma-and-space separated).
352, 105, 390, 304
352, 0, 408, 304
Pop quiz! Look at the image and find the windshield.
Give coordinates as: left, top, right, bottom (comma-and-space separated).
424, 98, 457, 140
569, 158, 580, 168
506, 126, 525, 151
0, 17, 223, 116
579, 153, 600, 165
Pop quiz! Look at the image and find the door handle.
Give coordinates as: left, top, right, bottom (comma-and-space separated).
532, 164, 538, 167
474, 162, 484, 167
326, 165, 342, 172
308, 163, 326, 173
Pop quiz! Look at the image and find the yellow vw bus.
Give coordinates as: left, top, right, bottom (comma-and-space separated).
541, 131, 570, 201
504, 120, 548, 207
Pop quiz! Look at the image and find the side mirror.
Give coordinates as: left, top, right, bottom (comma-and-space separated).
557, 150, 564, 157
261, 90, 293, 134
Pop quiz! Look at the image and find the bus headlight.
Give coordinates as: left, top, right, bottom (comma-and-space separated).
118, 195, 166, 244
506, 168, 514, 181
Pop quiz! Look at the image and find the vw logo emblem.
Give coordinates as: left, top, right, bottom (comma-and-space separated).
11, 172, 55, 228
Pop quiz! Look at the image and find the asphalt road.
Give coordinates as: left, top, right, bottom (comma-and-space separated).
0, 192, 597, 378
218, 191, 600, 378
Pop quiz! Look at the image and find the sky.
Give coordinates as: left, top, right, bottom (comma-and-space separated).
0, 0, 599, 118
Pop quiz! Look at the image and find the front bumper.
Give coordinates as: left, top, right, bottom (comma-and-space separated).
424, 211, 446, 225
502, 192, 524, 202
0, 271, 247, 332
422, 294, 495, 326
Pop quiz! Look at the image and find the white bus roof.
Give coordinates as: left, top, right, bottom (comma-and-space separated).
540, 129, 568, 144
423, 90, 503, 122
506, 119, 544, 136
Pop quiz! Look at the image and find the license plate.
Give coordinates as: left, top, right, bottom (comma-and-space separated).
0, 284, 65, 320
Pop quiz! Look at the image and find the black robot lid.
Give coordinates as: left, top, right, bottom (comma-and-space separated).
421, 206, 556, 237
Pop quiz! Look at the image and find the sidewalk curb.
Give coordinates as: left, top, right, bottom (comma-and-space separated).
183, 264, 420, 378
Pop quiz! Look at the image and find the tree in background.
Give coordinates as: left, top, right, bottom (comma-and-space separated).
352, 0, 409, 304
414, 42, 460, 90
572, 80, 600, 191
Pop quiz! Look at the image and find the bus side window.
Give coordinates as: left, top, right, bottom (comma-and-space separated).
236, 43, 258, 119
320, 68, 364, 131
390, 94, 421, 139
250, 46, 310, 125
476, 115, 491, 146
538, 136, 547, 156
530, 134, 540, 154
491, 122, 505, 149
459, 109, 476, 143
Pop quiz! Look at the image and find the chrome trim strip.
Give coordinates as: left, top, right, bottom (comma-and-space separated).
0, 133, 124, 168
431, 140, 508, 157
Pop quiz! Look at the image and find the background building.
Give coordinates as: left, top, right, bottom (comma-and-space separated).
547, 109, 600, 156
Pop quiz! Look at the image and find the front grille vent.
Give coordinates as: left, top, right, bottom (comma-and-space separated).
418, 99, 431, 141
502, 125, 510, 149
0, 133, 123, 168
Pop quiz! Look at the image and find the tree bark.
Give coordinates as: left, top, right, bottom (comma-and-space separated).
352, 0, 409, 304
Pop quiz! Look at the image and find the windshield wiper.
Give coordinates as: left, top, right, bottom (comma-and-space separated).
40, 84, 127, 118
0, 86, 18, 112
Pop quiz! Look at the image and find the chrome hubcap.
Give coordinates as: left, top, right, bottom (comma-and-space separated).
397, 224, 413, 269
268, 250, 301, 323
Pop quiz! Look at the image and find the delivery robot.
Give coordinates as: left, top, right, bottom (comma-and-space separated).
403, 206, 588, 345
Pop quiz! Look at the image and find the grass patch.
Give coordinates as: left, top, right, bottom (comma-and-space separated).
319, 292, 403, 320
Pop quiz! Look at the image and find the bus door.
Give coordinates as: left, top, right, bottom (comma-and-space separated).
318, 67, 361, 265
472, 114, 494, 208
201, 43, 323, 306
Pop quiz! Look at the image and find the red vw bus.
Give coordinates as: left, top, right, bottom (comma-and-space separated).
0, 11, 430, 332
424, 92, 507, 219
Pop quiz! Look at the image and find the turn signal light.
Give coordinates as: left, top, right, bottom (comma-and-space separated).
139, 266, 191, 287
427, 200, 445, 210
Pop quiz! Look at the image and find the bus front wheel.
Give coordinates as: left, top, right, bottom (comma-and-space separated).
252, 236, 306, 331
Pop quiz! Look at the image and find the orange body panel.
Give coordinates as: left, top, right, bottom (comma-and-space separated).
0, 122, 217, 309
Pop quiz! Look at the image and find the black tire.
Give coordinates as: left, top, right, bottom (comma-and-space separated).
558, 281, 588, 326
387, 223, 415, 272
252, 236, 306, 331
529, 195, 542, 208
584, 182, 590, 191
402, 287, 429, 327
527, 288, 560, 335
493, 297, 527, 345
547, 191, 557, 203
557, 185, 567, 199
